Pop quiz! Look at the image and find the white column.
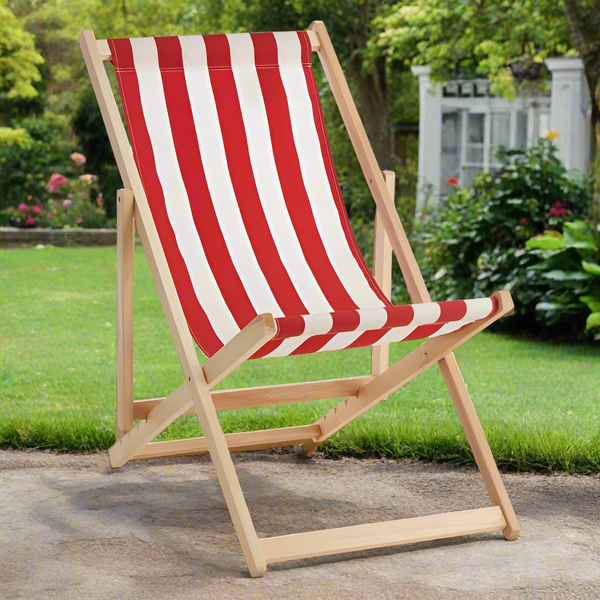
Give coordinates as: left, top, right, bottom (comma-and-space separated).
545, 57, 590, 173
412, 65, 442, 211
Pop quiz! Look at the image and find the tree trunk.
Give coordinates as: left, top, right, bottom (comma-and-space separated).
562, 0, 600, 217
346, 54, 392, 170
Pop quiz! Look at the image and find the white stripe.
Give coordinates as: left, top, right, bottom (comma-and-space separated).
129, 38, 239, 344
374, 325, 418, 345
430, 298, 494, 337
226, 33, 332, 314
178, 35, 284, 318
274, 32, 384, 310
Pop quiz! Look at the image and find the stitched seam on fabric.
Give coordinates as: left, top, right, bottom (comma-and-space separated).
111, 43, 215, 358
304, 65, 391, 307
113, 64, 313, 73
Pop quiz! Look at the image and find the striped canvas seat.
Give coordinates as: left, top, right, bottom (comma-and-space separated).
108, 31, 497, 359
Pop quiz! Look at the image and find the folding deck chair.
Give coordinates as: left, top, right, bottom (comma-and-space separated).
80, 21, 520, 577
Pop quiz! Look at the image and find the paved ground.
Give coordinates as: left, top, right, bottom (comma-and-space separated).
1, 450, 599, 599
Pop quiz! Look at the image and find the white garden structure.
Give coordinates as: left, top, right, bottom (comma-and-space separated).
413, 57, 591, 211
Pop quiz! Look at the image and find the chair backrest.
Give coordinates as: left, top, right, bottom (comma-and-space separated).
108, 31, 389, 357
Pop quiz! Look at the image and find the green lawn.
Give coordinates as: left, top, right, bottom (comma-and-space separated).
1, 246, 599, 472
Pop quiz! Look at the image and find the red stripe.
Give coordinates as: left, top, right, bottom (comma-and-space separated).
298, 31, 390, 308
203, 34, 307, 317
290, 334, 333, 356
252, 32, 359, 312
347, 329, 388, 349
404, 323, 445, 341
154, 36, 257, 331
109, 38, 223, 357
437, 300, 467, 323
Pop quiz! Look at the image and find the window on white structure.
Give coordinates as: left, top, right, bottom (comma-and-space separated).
441, 110, 462, 195
440, 105, 548, 194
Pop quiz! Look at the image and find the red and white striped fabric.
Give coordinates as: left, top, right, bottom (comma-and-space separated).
109, 31, 497, 359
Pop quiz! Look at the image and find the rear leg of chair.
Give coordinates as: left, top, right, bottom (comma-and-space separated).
116, 188, 135, 440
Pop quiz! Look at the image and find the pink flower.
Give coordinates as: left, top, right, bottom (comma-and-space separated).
70, 152, 86, 166
63, 199, 73, 208
548, 207, 567, 217
25, 217, 36, 226
445, 176, 460, 188
33, 205, 43, 213
79, 174, 98, 183
17, 203, 29, 212
75, 217, 83, 224
520, 218, 528, 225
46, 173, 68, 193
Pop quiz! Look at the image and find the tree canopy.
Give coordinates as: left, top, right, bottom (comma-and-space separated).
372, 0, 574, 97
0, 0, 43, 103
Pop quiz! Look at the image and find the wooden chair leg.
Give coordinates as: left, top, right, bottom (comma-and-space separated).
438, 354, 520, 540
116, 188, 135, 440
370, 169, 394, 379
188, 367, 267, 577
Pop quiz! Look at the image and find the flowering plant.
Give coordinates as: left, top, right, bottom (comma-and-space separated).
0, 152, 108, 229
416, 137, 591, 336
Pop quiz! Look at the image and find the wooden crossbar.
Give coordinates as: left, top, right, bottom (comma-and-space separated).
259, 506, 506, 563
132, 376, 373, 420
132, 424, 321, 460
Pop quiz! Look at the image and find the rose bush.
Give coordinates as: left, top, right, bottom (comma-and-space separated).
0, 152, 109, 229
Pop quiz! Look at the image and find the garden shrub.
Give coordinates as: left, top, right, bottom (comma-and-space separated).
0, 112, 73, 210
527, 221, 600, 340
0, 152, 109, 229
415, 138, 591, 334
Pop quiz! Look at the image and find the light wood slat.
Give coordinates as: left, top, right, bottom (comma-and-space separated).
132, 376, 372, 420
116, 188, 135, 439
95, 31, 321, 62
109, 382, 190, 468
259, 506, 506, 563
203, 314, 277, 389
132, 425, 322, 460
371, 170, 394, 378
311, 20, 430, 302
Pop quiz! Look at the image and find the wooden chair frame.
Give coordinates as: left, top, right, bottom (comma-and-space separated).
80, 21, 520, 577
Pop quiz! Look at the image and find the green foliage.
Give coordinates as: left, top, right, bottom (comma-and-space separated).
416, 138, 591, 333
372, 0, 573, 97
0, 0, 44, 102
0, 150, 109, 229
72, 85, 122, 218
0, 112, 74, 210
0, 125, 31, 146
527, 221, 600, 339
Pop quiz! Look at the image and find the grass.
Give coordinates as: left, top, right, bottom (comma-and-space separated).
1, 245, 599, 473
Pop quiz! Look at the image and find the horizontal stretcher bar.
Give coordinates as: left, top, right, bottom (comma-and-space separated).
132, 376, 372, 420
259, 506, 506, 563
132, 424, 321, 460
